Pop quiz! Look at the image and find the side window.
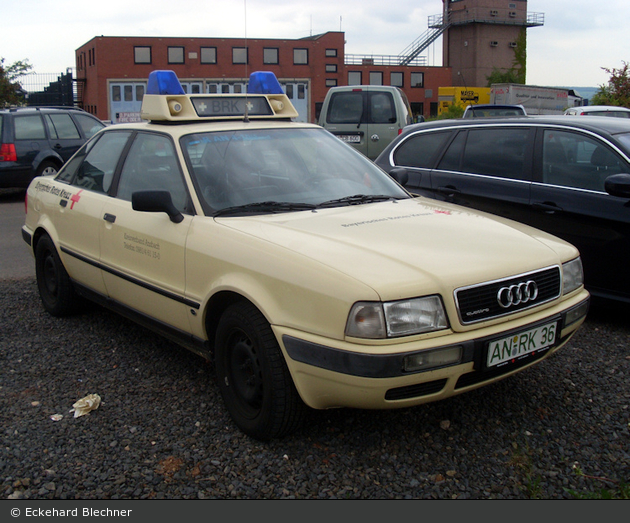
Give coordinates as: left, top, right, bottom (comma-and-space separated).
461, 128, 529, 180
14, 115, 47, 140
117, 133, 189, 213
327, 92, 364, 124
64, 131, 131, 192
369, 92, 395, 123
45, 114, 81, 140
542, 129, 630, 191
393, 131, 452, 169
437, 130, 466, 172
72, 113, 105, 138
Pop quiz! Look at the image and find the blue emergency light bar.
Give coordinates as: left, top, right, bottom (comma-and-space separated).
147, 70, 185, 95
147, 70, 285, 96
247, 71, 284, 95
141, 70, 297, 121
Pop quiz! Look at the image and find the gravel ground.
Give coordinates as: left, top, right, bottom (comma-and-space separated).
1, 277, 629, 500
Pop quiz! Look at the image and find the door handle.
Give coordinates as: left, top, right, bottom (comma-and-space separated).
436, 185, 461, 197
103, 213, 116, 223
532, 202, 563, 213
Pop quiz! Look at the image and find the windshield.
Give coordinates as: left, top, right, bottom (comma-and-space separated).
181, 127, 409, 215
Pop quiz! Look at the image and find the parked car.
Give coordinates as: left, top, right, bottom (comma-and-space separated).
0, 106, 105, 189
375, 115, 630, 304
564, 105, 630, 118
318, 85, 413, 159
463, 104, 527, 118
23, 71, 589, 440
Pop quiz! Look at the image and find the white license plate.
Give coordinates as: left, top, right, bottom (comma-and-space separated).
486, 321, 557, 368
338, 135, 361, 143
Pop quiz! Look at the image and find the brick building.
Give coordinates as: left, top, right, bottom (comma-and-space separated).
75, 32, 451, 124
74, 1, 542, 124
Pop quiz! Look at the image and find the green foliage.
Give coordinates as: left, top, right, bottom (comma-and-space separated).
0, 57, 33, 107
486, 67, 523, 87
486, 29, 527, 86
590, 61, 630, 108
431, 103, 464, 120
565, 462, 630, 499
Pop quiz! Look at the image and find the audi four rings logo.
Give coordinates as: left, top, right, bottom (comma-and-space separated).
497, 281, 539, 308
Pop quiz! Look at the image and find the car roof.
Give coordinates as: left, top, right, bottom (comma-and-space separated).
400, 114, 630, 137
570, 105, 630, 112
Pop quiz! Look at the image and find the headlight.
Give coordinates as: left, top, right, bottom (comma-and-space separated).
562, 257, 584, 295
346, 296, 448, 339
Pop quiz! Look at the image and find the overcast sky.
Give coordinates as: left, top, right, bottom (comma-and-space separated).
1, 0, 626, 88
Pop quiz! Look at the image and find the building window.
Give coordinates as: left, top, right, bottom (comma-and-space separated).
263, 48, 279, 65
200, 47, 217, 64
325, 64, 337, 73
369, 71, 383, 85
326, 79, 338, 87
410, 72, 424, 88
348, 71, 362, 85
293, 48, 308, 65
325, 48, 338, 57
232, 47, 248, 64
168, 47, 185, 64
134, 46, 151, 64
391, 72, 404, 87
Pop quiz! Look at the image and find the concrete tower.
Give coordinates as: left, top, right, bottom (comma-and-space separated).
440, 0, 544, 87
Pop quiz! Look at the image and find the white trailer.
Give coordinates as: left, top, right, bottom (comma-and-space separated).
490, 84, 570, 115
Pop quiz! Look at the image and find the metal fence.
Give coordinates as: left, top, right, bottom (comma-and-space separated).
15, 70, 76, 107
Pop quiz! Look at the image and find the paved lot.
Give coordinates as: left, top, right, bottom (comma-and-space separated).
0, 189, 34, 279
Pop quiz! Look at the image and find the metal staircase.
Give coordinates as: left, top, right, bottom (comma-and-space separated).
398, 14, 450, 66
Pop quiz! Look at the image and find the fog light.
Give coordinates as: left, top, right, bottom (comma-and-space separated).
403, 346, 462, 372
564, 300, 589, 327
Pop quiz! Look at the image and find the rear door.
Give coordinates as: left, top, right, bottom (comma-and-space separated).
529, 127, 630, 300
43, 112, 86, 162
321, 89, 368, 157
365, 88, 400, 160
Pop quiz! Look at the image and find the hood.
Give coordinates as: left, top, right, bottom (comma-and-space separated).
217, 198, 576, 301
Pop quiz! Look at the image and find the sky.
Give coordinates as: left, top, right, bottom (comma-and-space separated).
1, 0, 627, 89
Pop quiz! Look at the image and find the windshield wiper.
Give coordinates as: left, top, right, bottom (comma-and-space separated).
317, 194, 397, 208
213, 201, 318, 217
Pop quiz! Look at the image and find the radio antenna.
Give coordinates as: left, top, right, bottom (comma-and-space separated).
243, 0, 250, 122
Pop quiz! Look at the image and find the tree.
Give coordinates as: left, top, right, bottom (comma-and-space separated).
0, 58, 33, 107
590, 61, 630, 107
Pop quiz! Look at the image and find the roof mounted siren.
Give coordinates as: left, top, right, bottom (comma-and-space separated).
140, 70, 298, 122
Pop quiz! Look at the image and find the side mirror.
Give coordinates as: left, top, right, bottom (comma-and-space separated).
604, 173, 630, 199
132, 190, 184, 223
388, 167, 409, 186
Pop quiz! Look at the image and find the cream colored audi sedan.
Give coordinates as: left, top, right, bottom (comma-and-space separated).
22, 71, 590, 440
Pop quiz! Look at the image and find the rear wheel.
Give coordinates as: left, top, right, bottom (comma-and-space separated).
214, 301, 305, 440
35, 161, 59, 178
35, 234, 80, 316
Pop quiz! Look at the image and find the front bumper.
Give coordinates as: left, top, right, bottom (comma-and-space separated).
277, 292, 589, 410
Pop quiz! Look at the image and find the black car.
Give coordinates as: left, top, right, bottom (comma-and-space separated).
0, 106, 105, 189
375, 116, 630, 304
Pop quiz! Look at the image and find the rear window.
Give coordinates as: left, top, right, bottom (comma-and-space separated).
327, 92, 363, 124
45, 113, 80, 139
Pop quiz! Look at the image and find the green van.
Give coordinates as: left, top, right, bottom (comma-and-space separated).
318, 85, 413, 160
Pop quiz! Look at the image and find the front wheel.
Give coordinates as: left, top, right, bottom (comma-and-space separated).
214, 301, 305, 440
35, 234, 81, 316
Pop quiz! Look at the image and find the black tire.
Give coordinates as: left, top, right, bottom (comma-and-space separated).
35, 161, 59, 178
214, 301, 306, 440
35, 234, 80, 317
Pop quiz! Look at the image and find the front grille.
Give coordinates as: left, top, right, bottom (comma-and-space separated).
455, 266, 561, 324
